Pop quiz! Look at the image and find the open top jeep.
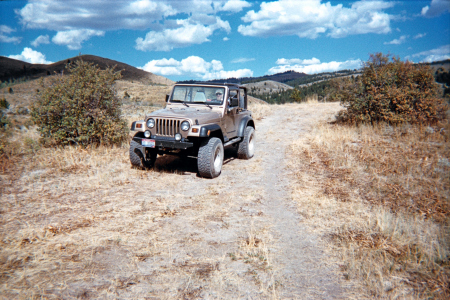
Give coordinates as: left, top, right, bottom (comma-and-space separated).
129, 83, 255, 178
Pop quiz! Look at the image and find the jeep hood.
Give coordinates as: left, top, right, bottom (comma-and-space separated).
147, 107, 222, 124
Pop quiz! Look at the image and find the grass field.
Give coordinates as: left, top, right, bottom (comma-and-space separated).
1, 77, 448, 298
289, 112, 449, 298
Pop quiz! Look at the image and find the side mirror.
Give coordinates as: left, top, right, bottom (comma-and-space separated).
165, 94, 170, 102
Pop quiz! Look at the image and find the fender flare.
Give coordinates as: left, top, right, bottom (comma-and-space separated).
199, 124, 224, 140
237, 116, 255, 137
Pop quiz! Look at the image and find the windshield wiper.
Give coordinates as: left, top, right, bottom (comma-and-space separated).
171, 99, 189, 107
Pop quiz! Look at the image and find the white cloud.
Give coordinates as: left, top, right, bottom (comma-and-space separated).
16, 0, 249, 31
16, 0, 249, 49
135, 17, 230, 51
421, 0, 450, 17
276, 57, 321, 65
223, 37, 230, 41
412, 44, 450, 62
31, 35, 50, 47
231, 57, 255, 63
219, 0, 252, 12
414, 33, 427, 39
52, 29, 104, 50
140, 56, 253, 80
8, 47, 53, 64
384, 35, 408, 45
17, 0, 176, 31
268, 58, 362, 74
238, 0, 393, 39
0, 25, 21, 44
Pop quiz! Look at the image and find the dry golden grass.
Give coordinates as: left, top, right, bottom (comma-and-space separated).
248, 101, 271, 121
115, 80, 173, 107
0, 146, 268, 298
304, 94, 320, 104
289, 116, 450, 298
0, 116, 279, 298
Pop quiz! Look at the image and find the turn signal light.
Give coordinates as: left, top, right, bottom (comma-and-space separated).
136, 123, 142, 128
192, 128, 199, 133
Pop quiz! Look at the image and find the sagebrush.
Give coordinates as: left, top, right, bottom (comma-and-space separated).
31, 60, 128, 146
332, 53, 448, 125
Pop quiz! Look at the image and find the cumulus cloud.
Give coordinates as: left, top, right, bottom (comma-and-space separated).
421, 0, 450, 17
31, 35, 50, 47
219, 0, 252, 12
384, 35, 408, 45
52, 29, 104, 50
238, 0, 393, 39
268, 57, 362, 74
140, 56, 253, 80
16, 0, 247, 30
135, 17, 230, 51
412, 44, 450, 62
0, 25, 22, 44
15, 0, 246, 51
16, 0, 249, 49
8, 47, 53, 64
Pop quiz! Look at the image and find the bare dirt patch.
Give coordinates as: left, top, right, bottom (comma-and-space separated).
1, 103, 350, 299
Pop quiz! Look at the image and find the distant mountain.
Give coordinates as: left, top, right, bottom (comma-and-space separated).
178, 70, 309, 85
0, 55, 173, 85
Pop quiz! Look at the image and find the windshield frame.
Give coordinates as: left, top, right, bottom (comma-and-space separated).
170, 85, 226, 106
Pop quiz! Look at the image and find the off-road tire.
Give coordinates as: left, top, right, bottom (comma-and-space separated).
129, 140, 157, 169
237, 126, 255, 159
197, 137, 224, 178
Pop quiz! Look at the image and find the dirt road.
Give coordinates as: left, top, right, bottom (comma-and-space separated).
1, 103, 347, 299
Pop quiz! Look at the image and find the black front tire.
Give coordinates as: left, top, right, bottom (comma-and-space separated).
129, 140, 157, 169
197, 137, 224, 178
237, 126, 255, 159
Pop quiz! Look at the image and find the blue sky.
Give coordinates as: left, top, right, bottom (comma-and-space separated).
1, 0, 449, 81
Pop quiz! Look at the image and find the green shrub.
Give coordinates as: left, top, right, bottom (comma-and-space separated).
0, 98, 10, 129
332, 53, 448, 125
31, 60, 127, 146
0, 97, 9, 110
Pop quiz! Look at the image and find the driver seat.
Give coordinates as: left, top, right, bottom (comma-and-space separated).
193, 91, 206, 102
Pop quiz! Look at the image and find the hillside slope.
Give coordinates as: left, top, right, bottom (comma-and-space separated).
244, 80, 293, 95
0, 55, 173, 85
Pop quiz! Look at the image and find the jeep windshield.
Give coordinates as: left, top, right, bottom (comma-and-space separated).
171, 86, 225, 105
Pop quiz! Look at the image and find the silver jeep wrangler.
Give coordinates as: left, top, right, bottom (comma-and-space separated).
129, 83, 255, 178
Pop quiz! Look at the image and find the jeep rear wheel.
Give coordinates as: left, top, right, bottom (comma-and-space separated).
197, 137, 224, 178
130, 140, 157, 169
237, 126, 255, 159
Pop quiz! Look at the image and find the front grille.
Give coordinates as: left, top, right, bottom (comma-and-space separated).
155, 118, 181, 137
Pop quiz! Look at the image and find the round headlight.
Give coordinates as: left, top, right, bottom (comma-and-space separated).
144, 130, 151, 138
147, 118, 155, 128
181, 121, 190, 131
175, 133, 182, 141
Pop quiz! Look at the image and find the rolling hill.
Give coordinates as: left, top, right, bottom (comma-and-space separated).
0, 55, 173, 85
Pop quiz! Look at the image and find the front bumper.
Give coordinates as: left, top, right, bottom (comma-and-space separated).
132, 136, 194, 150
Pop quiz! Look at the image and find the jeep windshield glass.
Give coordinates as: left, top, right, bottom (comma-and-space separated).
171, 86, 225, 105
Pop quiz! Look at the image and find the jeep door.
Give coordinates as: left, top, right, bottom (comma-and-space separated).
224, 88, 248, 140
223, 89, 238, 139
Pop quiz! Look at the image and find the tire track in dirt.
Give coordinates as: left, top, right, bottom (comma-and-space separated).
144, 104, 346, 298
255, 105, 345, 298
